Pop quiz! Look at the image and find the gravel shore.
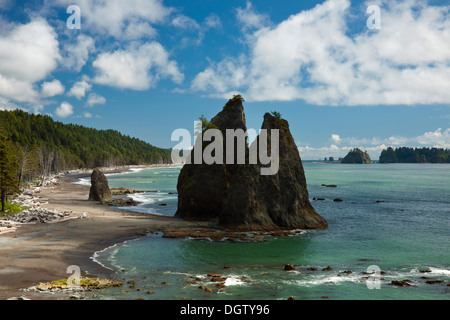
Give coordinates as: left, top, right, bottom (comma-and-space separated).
0, 165, 195, 300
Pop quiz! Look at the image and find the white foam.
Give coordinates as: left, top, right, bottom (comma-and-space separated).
290, 273, 362, 287
224, 275, 248, 286
128, 193, 157, 205
429, 267, 450, 276
409, 267, 450, 277
90, 238, 139, 272
73, 177, 91, 186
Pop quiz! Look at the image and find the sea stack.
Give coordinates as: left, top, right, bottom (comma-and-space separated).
341, 148, 371, 164
175, 96, 328, 231
89, 168, 113, 203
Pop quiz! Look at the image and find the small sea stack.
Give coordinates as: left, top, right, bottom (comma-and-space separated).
341, 148, 371, 164
88, 168, 113, 204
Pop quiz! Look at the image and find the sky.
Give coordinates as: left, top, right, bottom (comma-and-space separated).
0, 0, 449, 160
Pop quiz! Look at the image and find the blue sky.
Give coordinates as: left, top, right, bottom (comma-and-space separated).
0, 0, 449, 160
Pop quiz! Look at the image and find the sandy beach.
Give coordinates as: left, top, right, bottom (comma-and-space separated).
0, 165, 197, 300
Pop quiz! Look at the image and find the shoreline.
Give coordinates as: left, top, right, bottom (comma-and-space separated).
0, 164, 197, 300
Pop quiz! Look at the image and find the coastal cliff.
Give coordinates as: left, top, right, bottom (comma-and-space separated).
175, 97, 328, 231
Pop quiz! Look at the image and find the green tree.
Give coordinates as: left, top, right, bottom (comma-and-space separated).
271, 111, 282, 119
0, 136, 19, 212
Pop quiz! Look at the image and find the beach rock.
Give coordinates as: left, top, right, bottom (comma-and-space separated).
211, 275, 227, 282
284, 264, 296, 271
105, 198, 137, 207
1, 208, 72, 224
110, 188, 146, 195
419, 269, 431, 273
175, 97, 328, 231
333, 198, 343, 202
341, 148, 371, 164
88, 169, 112, 203
338, 270, 353, 276
391, 280, 412, 287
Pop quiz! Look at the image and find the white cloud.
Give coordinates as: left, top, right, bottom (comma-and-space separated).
93, 42, 184, 90
0, 96, 23, 111
171, 15, 200, 30
204, 14, 222, 30
236, 1, 271, 31
55, 0, 172, 39
83, 111, 92, 118
86, 93, 106, 107
416, 128, 450, 148
41, 79, 65, 98
68, 77, 92, 99
55, 102, 73, 118
298, 143, 388, 160
123, 20, 157, 40
62, 35, 95, 72
192, 0, 450, 106
300, 129, 450, 160
0, 18, 60, 107
331, 134, 341, 144
191, 56, 248, 96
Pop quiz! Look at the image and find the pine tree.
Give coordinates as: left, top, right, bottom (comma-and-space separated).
0, 136, 19, 212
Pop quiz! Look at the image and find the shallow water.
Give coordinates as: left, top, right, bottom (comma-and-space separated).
87, 163, 450, 300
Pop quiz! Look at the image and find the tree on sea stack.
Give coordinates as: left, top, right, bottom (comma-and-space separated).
0, 136, 19, 212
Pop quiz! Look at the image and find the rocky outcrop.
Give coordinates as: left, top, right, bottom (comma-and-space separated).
341, 148, 371, 164
175, 97, 328, 231
110, 188, 146, 195
88, 169, 113, 203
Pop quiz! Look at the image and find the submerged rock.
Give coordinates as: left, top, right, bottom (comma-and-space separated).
175, 96, 327, 231
88, 169, 112, 203
390, 280, 412, 287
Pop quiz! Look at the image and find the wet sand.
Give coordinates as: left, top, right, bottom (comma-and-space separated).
0, 167, 199, 300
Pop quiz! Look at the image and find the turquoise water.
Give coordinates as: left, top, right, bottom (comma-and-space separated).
88, 164, 449, 300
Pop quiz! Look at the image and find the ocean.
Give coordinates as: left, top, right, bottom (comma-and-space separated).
81, 163, 449, 300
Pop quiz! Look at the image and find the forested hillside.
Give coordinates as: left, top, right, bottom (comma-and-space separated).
0, 109, 172, 180
379, 147, 450, 163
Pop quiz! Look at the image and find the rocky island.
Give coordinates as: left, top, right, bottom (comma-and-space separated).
175, 96, 328, 231
341, 148, 372, 164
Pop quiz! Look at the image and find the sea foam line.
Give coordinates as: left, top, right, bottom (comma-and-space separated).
90, 238, 139, 272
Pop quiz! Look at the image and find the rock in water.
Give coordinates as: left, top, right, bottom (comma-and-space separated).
341, 148, 371, 164
175, 97, 328, 231
88, 169, 113, 203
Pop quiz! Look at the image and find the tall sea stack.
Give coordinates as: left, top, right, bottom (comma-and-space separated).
175, 96, 328, 231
